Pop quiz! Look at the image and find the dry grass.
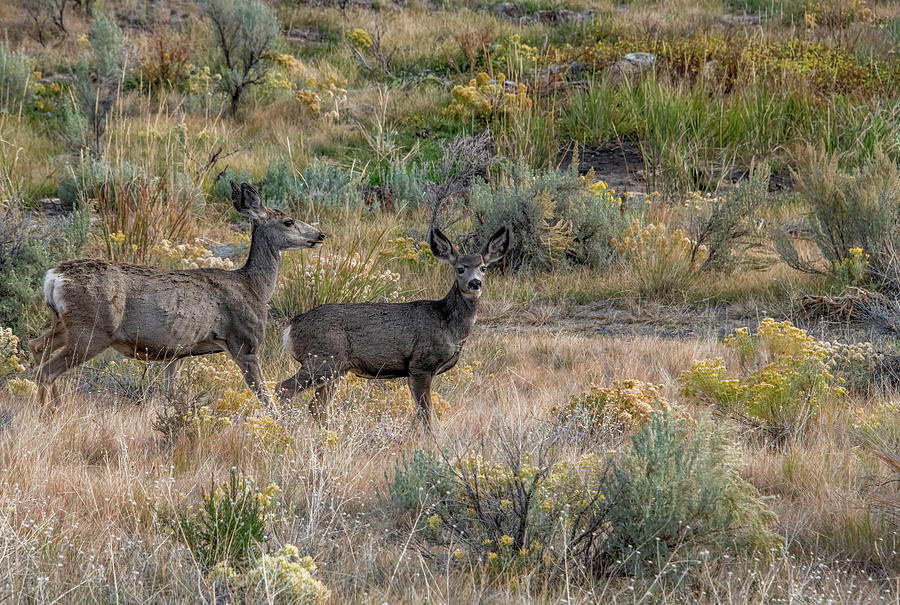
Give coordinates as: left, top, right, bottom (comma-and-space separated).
2, 327, 898, 601
2, 0, 900, 600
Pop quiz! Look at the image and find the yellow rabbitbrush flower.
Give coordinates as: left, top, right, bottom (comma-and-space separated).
0, 327, 26, 379
682, 319, 861, 434
553, 379, 670, 434
447, 72, 532, 121
5, 378, 37, 397
347, 28, 372, 49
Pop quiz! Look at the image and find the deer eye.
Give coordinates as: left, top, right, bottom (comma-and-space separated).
480, 265, 487, 272
284, 219, 294, 227
457, 267, 465, 274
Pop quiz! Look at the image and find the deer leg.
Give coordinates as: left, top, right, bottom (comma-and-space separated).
408, 372, 435, 432
276, 364, 342, 424
35, 336, 110, 413
227, 346, 275, 416
310, 380, 337, 426
29, 320, 65, 365
162, 359, 182, 394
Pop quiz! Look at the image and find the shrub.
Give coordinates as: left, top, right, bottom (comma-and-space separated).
553, 379, 671, 438
215, 161, 363, 210
210, 544, 329, 604
376, 161, 429, 210
687, 165, 769, 272
613, 219, 701, 301
447, 71, 532, 122
271, 232, 400, 319
140, 25, 191, 90
592, 411, 781, 575
405, 437, 568, 567
173, 471, 278, 570
262, 159, 304, 210
0, 35, 34, 114
385, 432, 607, 574
385, 449, 457, 517
775, 149, 900, 292
64, 9, 125, 156
680, 319, 854, 439
0, 202, 86, 336
201, 0, 281, 117
469, 163, 627, 271
59, 158, 200, 263
0, 327, 26, 381
298, 159, 364, 210
426, 133, 497, 231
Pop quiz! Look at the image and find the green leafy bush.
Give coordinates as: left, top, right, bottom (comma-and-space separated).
385, 449, 456, 517
263, 159, 304, 210
0, 35, 34, 114
594, 411, 781, 575
469, 163, 627, 271
299, 159, 364, 209
376, 161, 429, 210
173, 471, 278, 570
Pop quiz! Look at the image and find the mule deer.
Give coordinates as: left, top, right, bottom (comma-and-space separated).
277, 226, 509, 429
30, 181, 325, 413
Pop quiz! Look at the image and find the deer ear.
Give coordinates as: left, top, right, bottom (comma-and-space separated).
428, 227, 458, 264
233, 181, 266, 220
481, 226, 509, 265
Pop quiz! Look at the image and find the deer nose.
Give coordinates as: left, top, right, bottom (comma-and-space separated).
468, 278, 482, 290
316, 232, 326, 241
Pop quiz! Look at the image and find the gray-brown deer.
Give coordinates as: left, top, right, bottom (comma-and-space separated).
276, 226, 509, 430
29, 181, 325, 413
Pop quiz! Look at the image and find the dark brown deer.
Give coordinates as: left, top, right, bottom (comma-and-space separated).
277, 226, 509, 429
30, 181, 325, 414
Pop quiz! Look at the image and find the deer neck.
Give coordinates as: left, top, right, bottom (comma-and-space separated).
238, 224, 281, 302
440, 282, 479, 344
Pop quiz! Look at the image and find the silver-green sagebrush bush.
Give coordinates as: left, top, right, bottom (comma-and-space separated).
0, 202, 86, 336
200, 0, 281, 117
0, 35, 34, 114
776, 148, 900, 292
64, 9, 125, 156
596, 411, 781, 575
386, 412, 780, 579
469, 162, 628, 271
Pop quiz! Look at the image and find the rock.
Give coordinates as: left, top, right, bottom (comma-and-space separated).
716, 13, 761, 28
538, 61, 587, 92
210, 243, 246, 259
286, 27, 325, 46
611, 52, 656, 83
536, 8, 592, 23
39, 198, 71, 217
623, 52, 656, 68
492, 2, 527, 20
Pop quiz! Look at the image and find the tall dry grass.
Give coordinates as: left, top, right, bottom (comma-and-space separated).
2, 328, 897, 601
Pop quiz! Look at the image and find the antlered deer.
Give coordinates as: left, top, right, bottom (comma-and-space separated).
277, 226, 509, 429
30, 181, 325, 413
